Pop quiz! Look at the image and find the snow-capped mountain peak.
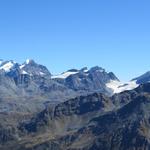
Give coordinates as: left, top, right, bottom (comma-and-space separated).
26, 59, 31, 64
0, 60, 17, 72
25, 59, 35, 65
52, 67, 90, 79
20, 59, 34, 69
20, 59, 51, 77
0, 59, 149, 95
0, 59, 51, 78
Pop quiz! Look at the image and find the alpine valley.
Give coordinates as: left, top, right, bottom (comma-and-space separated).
1, 59, 150, 150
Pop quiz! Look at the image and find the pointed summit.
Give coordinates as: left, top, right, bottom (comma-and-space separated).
89, 66, 105, 72
21, 59, 51, 77
25, 59, 35, 65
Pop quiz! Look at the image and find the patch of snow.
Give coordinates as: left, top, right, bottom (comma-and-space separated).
52, 71, 78, 79
83, 69, 89, 73
39, 72, 45, 75
22, 70, 28, 74
95, 69, 105, 73
106, 80, 139, 94
20, 64, 25, 69
25, 59, 30, 64
20, 59, 32, 68
0, 61, 15, 72
119, 80, 139, 92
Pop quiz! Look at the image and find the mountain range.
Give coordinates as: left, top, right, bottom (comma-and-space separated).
0, 59, 150, 150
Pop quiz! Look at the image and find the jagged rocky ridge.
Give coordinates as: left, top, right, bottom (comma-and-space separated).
0, 83, 150, 149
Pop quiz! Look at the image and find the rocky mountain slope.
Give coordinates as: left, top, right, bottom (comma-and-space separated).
0, 83, 149, 149
1, 59, 150, 149
52, 66, 119, 94
0, 59, 121, 114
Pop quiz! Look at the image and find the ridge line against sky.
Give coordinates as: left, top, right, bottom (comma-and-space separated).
0, 0, 150, 81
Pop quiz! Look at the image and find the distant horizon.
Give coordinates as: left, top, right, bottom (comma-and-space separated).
0, 57, 148, 82
0, 0, 150, 81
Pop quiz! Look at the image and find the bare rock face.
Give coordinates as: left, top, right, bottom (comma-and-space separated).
1, 83, 150, 150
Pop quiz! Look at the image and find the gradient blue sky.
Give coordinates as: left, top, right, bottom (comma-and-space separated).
0, 0, 150, 81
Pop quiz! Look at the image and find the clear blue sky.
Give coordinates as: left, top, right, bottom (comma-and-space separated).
0, 0, 150, 81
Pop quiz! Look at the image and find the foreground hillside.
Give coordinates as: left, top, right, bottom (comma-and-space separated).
0, 83, 150, 150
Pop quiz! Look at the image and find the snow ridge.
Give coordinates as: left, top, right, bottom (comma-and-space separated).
52, 71, 78, 79
106, 80, 139, 94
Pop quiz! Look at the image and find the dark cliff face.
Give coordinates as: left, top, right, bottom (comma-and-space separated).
19, 93, 114, 134
1, 83, 150, 150
75, 95, 150, 150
